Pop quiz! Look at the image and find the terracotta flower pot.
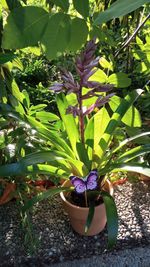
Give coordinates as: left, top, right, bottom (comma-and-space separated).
0, 179, 16, 205
60, 179, 113, 236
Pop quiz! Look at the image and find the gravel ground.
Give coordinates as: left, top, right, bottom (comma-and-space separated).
0, 181, 150, 266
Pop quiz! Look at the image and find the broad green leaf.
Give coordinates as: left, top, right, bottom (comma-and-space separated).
109, 96, 141, 127
108, 73, 131, 88
7, 79, 24, 103
5, 0, 22, 10
98, 89, 143, 159
85, 116, 94, 161
67, 158, 89, 176
50, 0, 69, 12
67, 18, 88, 52
22, 186, 73, 212
30, 104, 47, 111
56, 93, 80, 158
9, 95, 25, 114
117, 144, 150, 163
94, 0, 150, 25
89, 68, 107, 83
35, 111, 60, 122
102, 192, 118, 249
41, 13, 71, 59
0, 53, 16, 64
94, 107, 110, 155
99, 57, 113, 71
73, 0, 89, 18
2, 7, 49, 49
85, 203, 95, 234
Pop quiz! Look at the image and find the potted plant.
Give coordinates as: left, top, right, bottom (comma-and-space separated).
1, 39, 150, 249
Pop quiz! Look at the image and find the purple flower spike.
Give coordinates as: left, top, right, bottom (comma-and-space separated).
49, 83, 63, 93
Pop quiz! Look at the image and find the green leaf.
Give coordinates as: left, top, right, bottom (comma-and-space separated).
98, 89, 143, 159
89, 68, 108, 83
101, 192, 118, 248
67, 18, 88, 52
9, 95, 25, 114
41, 13, 71, 59
50, 0, 69, 12
12, 57, 24, 71
0, 53, 17, 64
26, 115, 75, 158
94, 107, 110, 156
30, 104, 47, 111
108, 73, 131, 88
106, 163, 150, 177
22, 90, 30, 109
94, 0, 150, 25
85, 116, 94, 161
5, 0, 22, 10
56, 93, 80, 158
2, 7, 49, 49
22, 186, 73, 212
35, 111, 60, 122
73, 0, 89, 18
113, 131, 150, 154
84, 203, 95, 234
109, 96, 141, 127
117, 144, 150, 163
7, 79, 24, 103
20, 151, 66, 166
99, 57, 113, 71
27, 164, 69, 177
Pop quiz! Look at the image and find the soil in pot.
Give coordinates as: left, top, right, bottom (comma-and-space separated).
66, 191, 103, 207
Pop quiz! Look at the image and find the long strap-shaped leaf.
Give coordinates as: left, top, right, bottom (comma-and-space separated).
99, 162, 150, 177
56, 93, 90, 168
98, 89, 143, 161
94, 0, 150, 25
0, 106, 75, 158
56, 93, 80, 157
22, 186, 73, 212
116, 144, 150, 163
101, 191, 118, 249
113, 131, 150, 154
84, 202, 95, 234
0, 162, 69, 178
26, 115, 75, 158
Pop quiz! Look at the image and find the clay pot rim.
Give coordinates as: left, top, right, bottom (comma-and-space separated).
60, 179, 113, 211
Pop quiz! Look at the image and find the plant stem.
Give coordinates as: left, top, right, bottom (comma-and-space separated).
85, 190, 88, 207
115, 12, 150, 57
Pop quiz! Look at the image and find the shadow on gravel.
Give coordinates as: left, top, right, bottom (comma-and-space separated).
131, 182, 150, 240
0, 182, 149, 266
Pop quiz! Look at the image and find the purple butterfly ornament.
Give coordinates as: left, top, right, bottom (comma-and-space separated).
69, 169, 98, 194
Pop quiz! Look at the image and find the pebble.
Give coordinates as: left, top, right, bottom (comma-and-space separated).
0, 182, 149, 265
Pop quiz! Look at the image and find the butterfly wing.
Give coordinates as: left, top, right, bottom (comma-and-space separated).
86, 169, 98, 190
70, 176, 86, 194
